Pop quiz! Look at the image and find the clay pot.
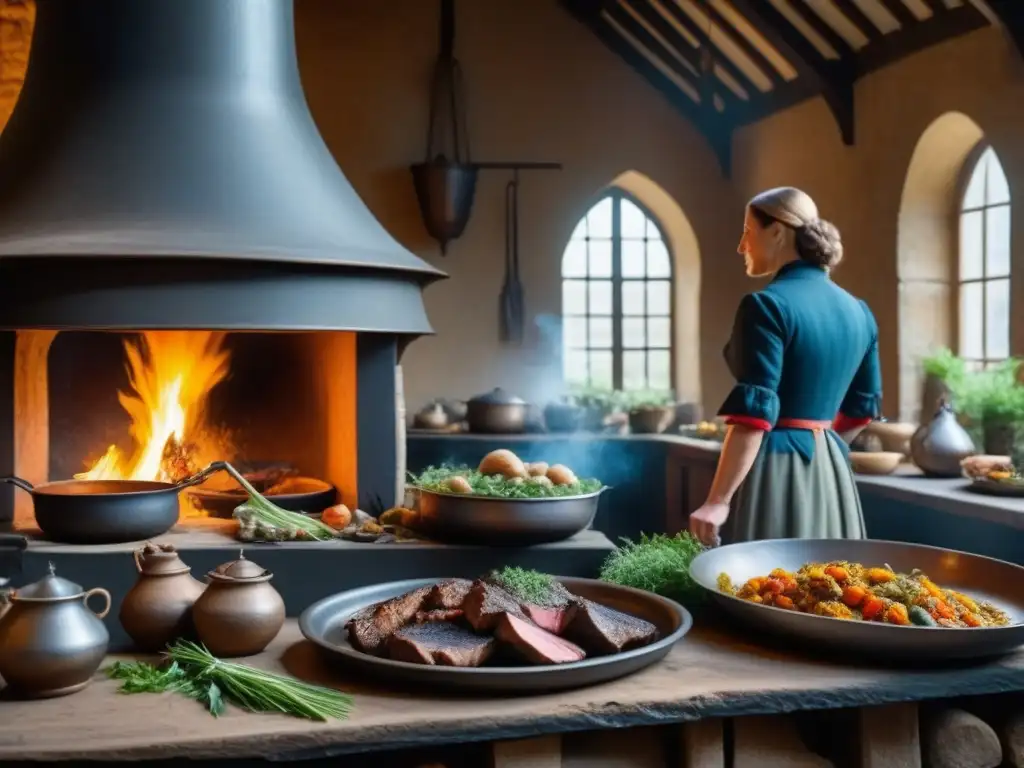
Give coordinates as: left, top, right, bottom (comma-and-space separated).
120, 543, 206, 652
629, 406, 673, 434
412, 402, 449, 430
192, 551, 285, 658
910, 400, 976, 478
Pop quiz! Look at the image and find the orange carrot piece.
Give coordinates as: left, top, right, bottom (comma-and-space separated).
841, 585, 867, 607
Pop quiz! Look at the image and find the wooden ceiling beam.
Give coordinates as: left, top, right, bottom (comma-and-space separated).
725, 0, 856, 145
560, 0, 734, 176
878, 0, 919, 29
700, 2, 785, 88
855, 3, 989, 76
832, 0, 882, 42
986, 0, 1024, 60
638, 0, 764, 103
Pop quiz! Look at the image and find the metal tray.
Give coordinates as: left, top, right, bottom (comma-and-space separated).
690, 538, 1024, 661
299, 576, 692, 693
413, 487, 605, 546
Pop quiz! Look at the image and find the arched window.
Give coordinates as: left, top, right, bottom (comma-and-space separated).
561, 190, 673, 391
959, 146, 1011, 370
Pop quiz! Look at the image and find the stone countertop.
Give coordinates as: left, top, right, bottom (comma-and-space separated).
1, 619, 1021, 761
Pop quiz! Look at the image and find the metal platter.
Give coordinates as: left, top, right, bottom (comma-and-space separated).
964, 478, 1024, 498
412, 488, 605, 546
690, 538, 1024, 661
299, 576, 692, 693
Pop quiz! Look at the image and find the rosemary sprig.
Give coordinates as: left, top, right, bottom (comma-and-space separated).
106, 640, 353, 721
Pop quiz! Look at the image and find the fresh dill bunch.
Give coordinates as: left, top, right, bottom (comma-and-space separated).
408, 464, 602, 498
599, 532, 707, 605
491, 566, 556, 604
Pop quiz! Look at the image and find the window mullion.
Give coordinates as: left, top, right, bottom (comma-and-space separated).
611, 193, 623, 390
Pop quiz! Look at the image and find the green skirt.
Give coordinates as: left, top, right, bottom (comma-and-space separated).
723, 430, 866, 543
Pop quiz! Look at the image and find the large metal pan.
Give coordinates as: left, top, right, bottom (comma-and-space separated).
690, 538, 1024, 662
413, 487, 605, 545
300, 576, 691, 694
0, 461, 228, 544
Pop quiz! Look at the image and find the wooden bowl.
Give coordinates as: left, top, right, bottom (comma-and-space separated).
865, 422, 917, 454
849, 451, 904, 475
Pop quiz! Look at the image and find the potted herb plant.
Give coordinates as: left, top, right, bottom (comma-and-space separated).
974, 361, 1024, 456
625, 390, 676, 434
567, 385, 620, 432
920, 347, 966, 425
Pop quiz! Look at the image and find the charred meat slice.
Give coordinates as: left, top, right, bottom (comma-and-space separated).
462, 580, 526, 632
346, 586, 432, 655
563, 599, 659, 655
414, 608, 464, 623
495, 612, 586, 664
387, 622, 496, 667
426, 578, 474, 610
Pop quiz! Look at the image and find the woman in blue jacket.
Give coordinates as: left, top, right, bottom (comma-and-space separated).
689, 187, 882, 547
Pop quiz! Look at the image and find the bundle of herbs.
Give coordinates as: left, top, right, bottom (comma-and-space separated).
490, 566, 557, 603
410, 464, 602, 499
599, 532, 706, 606
106, 640, 353, 721
216, 462, 338, 541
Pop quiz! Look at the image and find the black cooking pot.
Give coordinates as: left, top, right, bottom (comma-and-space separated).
0, 462, 226, 545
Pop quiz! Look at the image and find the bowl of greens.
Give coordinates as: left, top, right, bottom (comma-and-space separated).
408, 450, 606, 546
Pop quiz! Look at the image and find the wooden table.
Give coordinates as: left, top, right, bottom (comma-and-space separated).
0, 620, 1021, 762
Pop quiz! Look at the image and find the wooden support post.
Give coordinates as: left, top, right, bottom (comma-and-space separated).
680, 719, 725, 768
733, 715, 832, 768
857, 703, 921, 768
492, 735, 562, 768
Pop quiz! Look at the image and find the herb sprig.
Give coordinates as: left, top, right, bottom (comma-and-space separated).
599, 532, 706, 605
106, 640, 353, 721
221, 462, 338, 541
492, 566, 556, 604
410, 464, 602, 499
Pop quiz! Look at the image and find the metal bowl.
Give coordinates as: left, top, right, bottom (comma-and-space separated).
413, 487, 605, 546
299, 576, 692, 694
690, 538, 1024, 661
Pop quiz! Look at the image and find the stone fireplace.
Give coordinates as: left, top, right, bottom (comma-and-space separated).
3, 328, 406, 530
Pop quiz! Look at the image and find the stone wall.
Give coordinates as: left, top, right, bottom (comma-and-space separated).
0, 0, 31, 131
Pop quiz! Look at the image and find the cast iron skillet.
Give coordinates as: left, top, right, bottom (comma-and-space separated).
0, 461, 227, 545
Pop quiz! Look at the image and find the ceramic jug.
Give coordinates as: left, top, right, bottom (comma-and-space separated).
192, 551, 285, 657
0, 563, 111, 698
910, 400, 976, 477
120, 542, 207, 652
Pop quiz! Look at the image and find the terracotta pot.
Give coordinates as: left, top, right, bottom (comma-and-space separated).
629, 406, 673, 434
982, 420, 1018, 457
192, 552, 285, 658
120, 543, 206, 652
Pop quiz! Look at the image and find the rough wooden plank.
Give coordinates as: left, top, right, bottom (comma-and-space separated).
493, 735, 562, 768
12, 329, 55, 528
858, 703, 921, 768
733, 715, 832, 768
0, 622, 1019, 762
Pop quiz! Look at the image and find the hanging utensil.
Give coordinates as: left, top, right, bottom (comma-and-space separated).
499, 171, 525, 344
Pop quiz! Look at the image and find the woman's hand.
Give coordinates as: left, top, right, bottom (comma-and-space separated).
689, 502, 730, 547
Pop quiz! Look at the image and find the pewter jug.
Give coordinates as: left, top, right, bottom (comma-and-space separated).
120, 542, 206, 652
0, 563, 111, 698
910, 400, 976, 477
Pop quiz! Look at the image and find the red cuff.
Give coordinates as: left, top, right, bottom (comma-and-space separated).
833, 413, 872, 433
723, 415, 772, 431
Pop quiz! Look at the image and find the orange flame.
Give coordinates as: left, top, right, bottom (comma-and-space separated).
76, 331, 232, 482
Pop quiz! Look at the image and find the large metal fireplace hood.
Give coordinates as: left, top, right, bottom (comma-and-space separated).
0, 0, 446, 335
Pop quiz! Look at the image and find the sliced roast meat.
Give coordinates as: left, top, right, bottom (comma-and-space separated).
426, 578, 474, 610
522, 602, 578, 635
387, 622, 496, 667
346, 585, 432, 655
462, 580, 526, 632
495, 612, 586, 664
563, 599, 659, 655
414, 608, 464, 623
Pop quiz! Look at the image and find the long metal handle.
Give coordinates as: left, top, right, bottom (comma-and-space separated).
173, 461, 230, 491
0, 476, 34, 494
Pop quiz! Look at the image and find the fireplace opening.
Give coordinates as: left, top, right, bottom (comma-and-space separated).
5, 328, 404, 531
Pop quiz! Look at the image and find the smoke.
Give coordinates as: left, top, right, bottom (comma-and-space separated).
529, 313, 570, 407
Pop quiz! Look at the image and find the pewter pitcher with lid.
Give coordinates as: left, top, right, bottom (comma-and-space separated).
0, 563, 111, 698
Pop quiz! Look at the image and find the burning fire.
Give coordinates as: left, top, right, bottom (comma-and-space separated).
76, 331, 233, 483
